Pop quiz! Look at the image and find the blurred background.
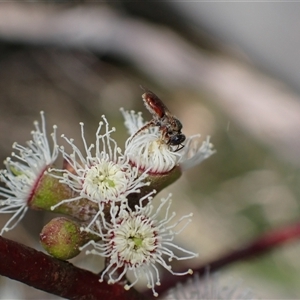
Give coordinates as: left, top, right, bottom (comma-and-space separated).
1, 2, 300, 299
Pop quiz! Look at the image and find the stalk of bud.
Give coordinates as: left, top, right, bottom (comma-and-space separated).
30, 171, 98, 221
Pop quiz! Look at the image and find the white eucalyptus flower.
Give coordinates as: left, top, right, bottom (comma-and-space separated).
81, 194, 198, 297
121, 109, 215, 174
0, 112, 58, 235
178, 135, 215, 172
164, 272, 255, 300
51, 115, 150, 212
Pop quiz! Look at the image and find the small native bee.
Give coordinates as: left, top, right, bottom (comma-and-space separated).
133, 86, 186, 151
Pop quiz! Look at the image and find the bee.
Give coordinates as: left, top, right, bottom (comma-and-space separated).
133, 86, 185, 151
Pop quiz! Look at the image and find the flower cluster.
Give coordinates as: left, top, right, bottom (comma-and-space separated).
0, 89, 215, 296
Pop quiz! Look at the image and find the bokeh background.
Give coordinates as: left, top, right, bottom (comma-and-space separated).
1, 2, 300, 299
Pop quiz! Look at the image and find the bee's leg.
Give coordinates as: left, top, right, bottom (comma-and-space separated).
130, 120, 155, 141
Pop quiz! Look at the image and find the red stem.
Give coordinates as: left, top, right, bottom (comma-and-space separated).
0, 236, 150, 300
152, 221, 300, 297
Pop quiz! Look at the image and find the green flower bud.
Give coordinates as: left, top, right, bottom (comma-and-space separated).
40, 217, 98, 260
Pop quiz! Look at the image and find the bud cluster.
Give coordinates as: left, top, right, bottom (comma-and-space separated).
0, 90, 215, 296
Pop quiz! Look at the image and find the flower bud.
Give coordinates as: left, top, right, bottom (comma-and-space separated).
40, 217, 98, 260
